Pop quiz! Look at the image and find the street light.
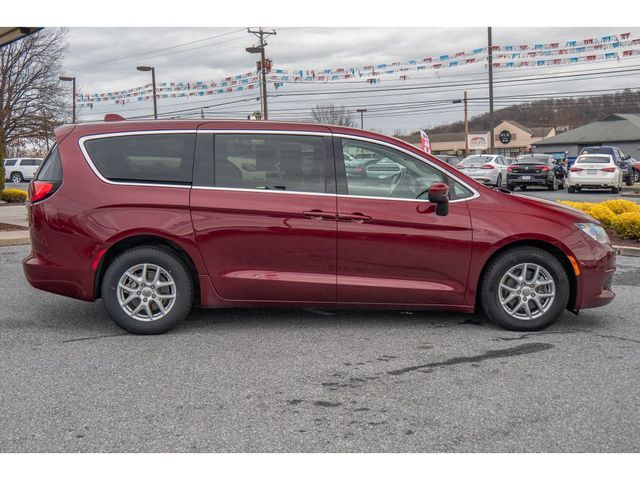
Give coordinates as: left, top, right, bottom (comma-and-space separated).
136, 65, 157, 119
59, 76, 76, 123
356, 109, 367, 129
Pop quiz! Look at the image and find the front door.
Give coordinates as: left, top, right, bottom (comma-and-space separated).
190, 131, 337, 303
335, 137, 474, 306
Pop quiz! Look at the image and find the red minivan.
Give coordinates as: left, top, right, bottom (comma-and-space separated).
23, 118, 616, 334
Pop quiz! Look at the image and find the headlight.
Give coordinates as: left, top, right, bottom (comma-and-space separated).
576, 222, 610, 244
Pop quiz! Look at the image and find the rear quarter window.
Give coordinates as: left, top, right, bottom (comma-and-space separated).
4, 159, 18, 166
83, 133, 196, 184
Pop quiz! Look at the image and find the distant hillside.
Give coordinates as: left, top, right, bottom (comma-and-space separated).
427, 88, 640, 134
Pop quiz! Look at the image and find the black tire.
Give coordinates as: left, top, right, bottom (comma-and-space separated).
10, 172, 23, 183
520, 185, 527, 191
612, 186, 619, 194
625, 174, 634, 186
480, 246, 570, 331
496, 174, 502, 187
567, 185, 576, 193
547, 176, 557, 191
506, 184, 515, 192
101, 246, 194, 334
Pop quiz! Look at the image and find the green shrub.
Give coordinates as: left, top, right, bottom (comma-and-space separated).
611, 211, 640, 240
1, 189, 28, 203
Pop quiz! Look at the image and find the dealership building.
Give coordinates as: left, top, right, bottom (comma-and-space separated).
400, 120, 556, 157
532, 113, 640, 159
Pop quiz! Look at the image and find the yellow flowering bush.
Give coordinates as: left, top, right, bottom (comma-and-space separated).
1, 189, 27, 203
611, 212, 640, 240
559, 199, 640, 240
600, 199, 640, 215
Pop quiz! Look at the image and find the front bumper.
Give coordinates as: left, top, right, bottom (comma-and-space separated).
573, 241, 616, 310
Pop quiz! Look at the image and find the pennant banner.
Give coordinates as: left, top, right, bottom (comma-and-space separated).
77, 32, 636, 109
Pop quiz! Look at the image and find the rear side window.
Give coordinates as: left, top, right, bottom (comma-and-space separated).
21, 159, 40, 166
4, 159, 17, 166
36, 147, 63, 181
84, 133, 196, 184
214, 134, 327, 193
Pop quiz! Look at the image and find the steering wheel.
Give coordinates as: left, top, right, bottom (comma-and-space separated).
388, 168, 407, 197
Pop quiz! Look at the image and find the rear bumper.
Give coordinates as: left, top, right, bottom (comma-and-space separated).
507, 174, 550, 185
23, 251, 94, 301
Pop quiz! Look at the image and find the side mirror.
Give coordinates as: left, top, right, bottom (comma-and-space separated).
428, 182, 450, 216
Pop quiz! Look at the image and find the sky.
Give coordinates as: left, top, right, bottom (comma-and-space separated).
63, 27, 640, 134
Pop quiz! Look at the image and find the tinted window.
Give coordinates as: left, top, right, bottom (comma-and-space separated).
341, 139, 472, 201
576, 155, 613, 164
515, 155, 549, 164
462, 155, 494, 165
84, 133, 195, 184
214, 134, 327, 193
4, 159, 17, 166
20, 159, 40, 166
36, 147, 63, 181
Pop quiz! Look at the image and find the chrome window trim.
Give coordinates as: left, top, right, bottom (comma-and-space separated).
197, 129, 332, 136
191, 185, 335, 197
334, 133, 480, 203
77, 128, 481, 202
78, 130, 197, 189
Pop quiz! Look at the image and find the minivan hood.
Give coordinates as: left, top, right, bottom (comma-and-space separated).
486, 188, 595, 224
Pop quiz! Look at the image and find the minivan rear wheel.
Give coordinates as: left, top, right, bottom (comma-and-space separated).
101, 246, 193, 334
480, 247, 570, 331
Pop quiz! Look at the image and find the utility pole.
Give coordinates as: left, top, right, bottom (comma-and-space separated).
136, 66, 157, 119
356, 109, 367, 129
247, 27, 276, 120
464, 91, 469, 156
59, 76, 76, 124
488, 27, 495, 154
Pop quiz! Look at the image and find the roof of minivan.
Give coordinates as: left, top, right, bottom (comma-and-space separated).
55, 119, 429, 157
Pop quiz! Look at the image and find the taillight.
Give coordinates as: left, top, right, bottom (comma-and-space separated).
570, 167, 583, 172
456, 163, 464, 169
507, 166, 515, 172
539, 166, 550, 172
481, 164, 495, 169
353, 166, 364, 173
28, 181, 59, 203
601, 167, 616, 172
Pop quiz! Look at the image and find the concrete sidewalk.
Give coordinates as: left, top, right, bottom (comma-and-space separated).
0, 203, 29, 246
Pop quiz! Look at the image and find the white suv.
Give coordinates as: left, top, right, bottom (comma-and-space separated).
3, 158, 44, 183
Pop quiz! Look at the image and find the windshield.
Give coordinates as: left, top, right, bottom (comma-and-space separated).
575, 155, 612, 164
462, 155, 493, 165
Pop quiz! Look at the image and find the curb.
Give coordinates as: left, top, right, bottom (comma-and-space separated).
0, 232, 30, 247
613, 245, 640, 257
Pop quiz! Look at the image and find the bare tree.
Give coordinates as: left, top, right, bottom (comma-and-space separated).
0, 28, 68, 190
311, 104, 354, 127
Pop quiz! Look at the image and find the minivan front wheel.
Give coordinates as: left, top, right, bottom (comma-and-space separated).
480, 247, 569, 331
101, 246, 193, 334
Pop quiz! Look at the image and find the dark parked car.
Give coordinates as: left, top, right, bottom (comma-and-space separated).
23, 117, 615, 334
579, 146, 635, 186
507, 154, 564, 191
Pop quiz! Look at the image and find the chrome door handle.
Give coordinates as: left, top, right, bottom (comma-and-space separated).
338, 212, 373, 223
303, 210, 336, 220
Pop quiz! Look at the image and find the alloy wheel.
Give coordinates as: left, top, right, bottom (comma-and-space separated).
498, 263, 556, 320
117, 263, 177, 321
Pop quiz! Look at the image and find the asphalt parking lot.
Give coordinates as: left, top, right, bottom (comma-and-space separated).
1, 244, 638, 452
